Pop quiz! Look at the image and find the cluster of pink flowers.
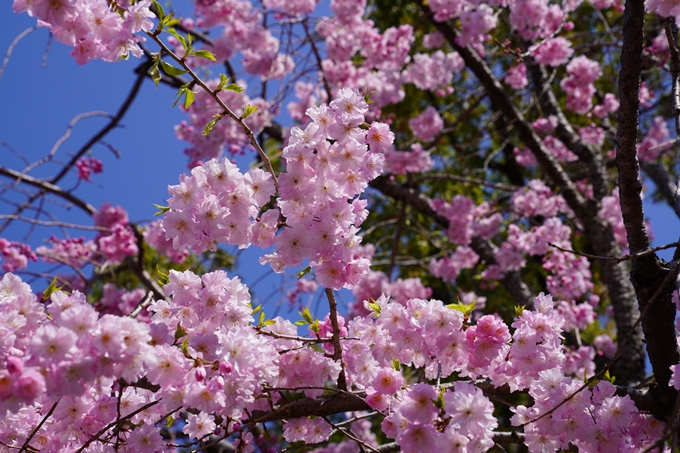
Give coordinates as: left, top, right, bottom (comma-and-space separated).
94, 203, 138, 264
167, 88, 392, 290
598, 188, 629, 248
12, 0, 153, 64
505, 63, 528, 89
0, 239, 36, 273
513, 372, 662, 452
0, 266, 664, 452
409, 106, 445, 142
431, 195, 503, 246
532, 37, 575, 67
35, 235, 96, 268
510, 0, 565, 41
457, 5, 497, 48
638, 116, 671, 161
75, 156, 103, 182
592, 93, 620, 118
143, 220, 189, 264
161, 157, 274, 253
402, 50, 464, 93
561, 56, 602, 114
285, 277, 318, 308
383, 144, 435, 174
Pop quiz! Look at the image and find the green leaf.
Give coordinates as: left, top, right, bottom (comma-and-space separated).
603, 370, 615, 384
240, 104, 258, 119
156, 265, 169, 285
309, 319, 319, 334
514, 304, 526, 318
160, 60, 187, 76
165, 415, 175, 428
262, 319, 276, 326
363, 87, 375, 105
296, 266, 311, 279
152, 0, 165, 20
299, 306, 313, 324
174, 323, 187, 342
190, 49, 217, 61
446, 300, 476, 318
224, 83, 244, 93
259, 309, 266, 326
184, 89, 195, 109
252, 304, 262, 315
392, 359, 401, 371
153, 204, 170, 216
181, 337, 189, 356
294, 320, 308, 326
42, 277, 63, 302
149, 61, 161, 87
166, 28, 187, 51
203, 114, 223, 136
367, 298, 381, 316
163, 17, 181, 28
434, 391, 445, 410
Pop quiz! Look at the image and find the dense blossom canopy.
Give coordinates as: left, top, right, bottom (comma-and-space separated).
4, 0, 680, 451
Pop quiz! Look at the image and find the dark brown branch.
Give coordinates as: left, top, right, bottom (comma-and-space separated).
249, 392, 369, 424
0, 166, 96, 215
616, 0, 680, 415
18, 399, 59, 453
325, 288, 348, 391
524, 56, 608, 202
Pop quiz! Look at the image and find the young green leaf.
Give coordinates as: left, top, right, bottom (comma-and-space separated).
296, 266, 311, 279
165, 416, 174, 428
149, 61, 161, 87
258, 309, 266, 326
184, 89, 194, 109
151, 0, 165, 20
225, 83, 244, 93
174, 323, 187, 342
252, 304, 262, 315
299, 306, 314, 324
165, 28, 187, 51
160, 60, 187, 76
203, 113, 224, 136
240, 104, 258, 119
153, 204, 170, 216
190, 49, 217, 61
41, 277, 63, 302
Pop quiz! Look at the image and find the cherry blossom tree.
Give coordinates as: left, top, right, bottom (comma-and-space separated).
3, 0, 680, 451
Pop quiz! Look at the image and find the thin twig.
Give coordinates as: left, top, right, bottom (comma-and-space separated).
0, 25, 39, 83
549, 241, 680, 262
145, 31, 279, 192
74, 400, 160, 453
18, 399, 60, 453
